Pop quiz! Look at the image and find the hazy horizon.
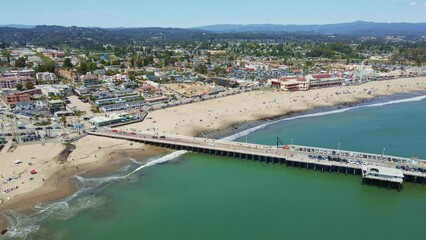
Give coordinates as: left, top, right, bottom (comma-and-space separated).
1, 20, 426, 30
1, 0, 425, 28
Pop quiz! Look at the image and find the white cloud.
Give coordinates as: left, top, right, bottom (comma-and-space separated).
409, 1, 417, 6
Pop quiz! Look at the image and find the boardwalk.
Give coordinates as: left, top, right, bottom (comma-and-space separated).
89, 129, 426, 189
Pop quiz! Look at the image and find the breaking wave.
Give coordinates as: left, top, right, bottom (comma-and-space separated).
2, 150, 187, 239
4, 93, 425, 239
222, 94, 426, 141
2, 211, 39, 239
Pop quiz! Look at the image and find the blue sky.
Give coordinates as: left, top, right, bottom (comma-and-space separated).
1, 0, 425, 27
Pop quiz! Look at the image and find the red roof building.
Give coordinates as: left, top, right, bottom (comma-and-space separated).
271, 76, 309, 91
311, 74, 332, 79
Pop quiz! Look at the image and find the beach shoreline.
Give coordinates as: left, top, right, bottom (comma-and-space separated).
206, 90, 426, 140
125, 76, 426, 138
1, 76, 426, 233
0, 137, 168, 232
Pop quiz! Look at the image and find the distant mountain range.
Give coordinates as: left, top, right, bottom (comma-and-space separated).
0, 25, 346, 47
0, 24, 35, 29
1, 21, 426, 36
0, 25, 214, 47
193, 21, 426, 36
1, 21, 425, 37
0, 21, 425, 47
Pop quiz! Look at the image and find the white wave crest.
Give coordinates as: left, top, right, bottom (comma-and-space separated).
126, 150, 187, 177
73, 150, 187, 187
2, 210, 40, 239
50, 196, 107, 221
2, 144, 188, 238
222, 94, 426, 141
34, 151, 187, 216
75, 175, 124, 189
128, 157, 142, 164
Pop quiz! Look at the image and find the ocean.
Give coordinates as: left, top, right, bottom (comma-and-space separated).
3, 92, 426, 240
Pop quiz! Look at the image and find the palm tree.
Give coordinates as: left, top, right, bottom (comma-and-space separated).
60, 115, 67, 137
74, 110, 85, 135
29, 115, 36, 133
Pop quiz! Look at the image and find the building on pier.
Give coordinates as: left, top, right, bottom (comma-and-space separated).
361, 166, 404, 184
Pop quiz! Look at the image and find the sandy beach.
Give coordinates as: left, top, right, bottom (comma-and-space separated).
126, 77, 426, 136
0, 136, 166, 231
1, 76, 426, 232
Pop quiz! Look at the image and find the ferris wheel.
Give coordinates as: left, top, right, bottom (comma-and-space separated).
352, 61, 365, 84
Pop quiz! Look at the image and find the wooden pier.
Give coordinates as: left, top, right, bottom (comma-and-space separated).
88, 129, 426, 190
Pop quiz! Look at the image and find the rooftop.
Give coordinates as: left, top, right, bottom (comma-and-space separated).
362, 165, 404, 183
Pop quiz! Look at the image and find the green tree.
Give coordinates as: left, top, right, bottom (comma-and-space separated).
195, 64, 207, 74
87, 61, 97, 72
63, 58, 73, 68
129, 72, 136, 81
130, 58, 135, 68
164, 55, 172, 66
143, 56, 154, 66
213, 66, 226, 76
73, 110, 85, 135
24, 81, 34, 90
78, 61, 88, 74
136, 59, 143, 68
15, 57, 26, 68
44, 60, 56, 72
16, 83, 23, 91
60, 115, 67, 136
111, 59, 120, 65
1, 50, 11, 64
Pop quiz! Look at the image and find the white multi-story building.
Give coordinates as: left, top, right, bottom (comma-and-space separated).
36, 72, 59, 84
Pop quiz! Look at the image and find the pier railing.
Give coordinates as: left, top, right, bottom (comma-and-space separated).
88, 129, 426, 188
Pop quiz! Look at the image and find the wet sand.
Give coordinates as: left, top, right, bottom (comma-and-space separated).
0, 137, 168, 232
126, 77, 426, 137
2, 76, 426, 232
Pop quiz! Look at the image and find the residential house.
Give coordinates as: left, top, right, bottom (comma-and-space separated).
15, 101, 34, 111
80, 74, 100, 86
2, 69, 35, 78
36, 72, 59, 84
74, 86, 90, 96
56, 69, 79, 82
0, 76, 36, 89
36, 85, 72, 97
48, 100, 66, 113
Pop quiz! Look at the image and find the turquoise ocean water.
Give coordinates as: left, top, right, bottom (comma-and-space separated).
3, 93, 426, 240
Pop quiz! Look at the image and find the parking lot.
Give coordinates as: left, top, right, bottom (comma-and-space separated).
293, 145, 426, 173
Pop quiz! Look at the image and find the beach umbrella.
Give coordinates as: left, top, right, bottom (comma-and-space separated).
14, 160, 22, 164
30, 169, 37, 174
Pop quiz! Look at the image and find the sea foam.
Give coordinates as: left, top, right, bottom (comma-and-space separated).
4, 94, 425, 238
222, 94, 426, 141
2, 150, 187, 239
